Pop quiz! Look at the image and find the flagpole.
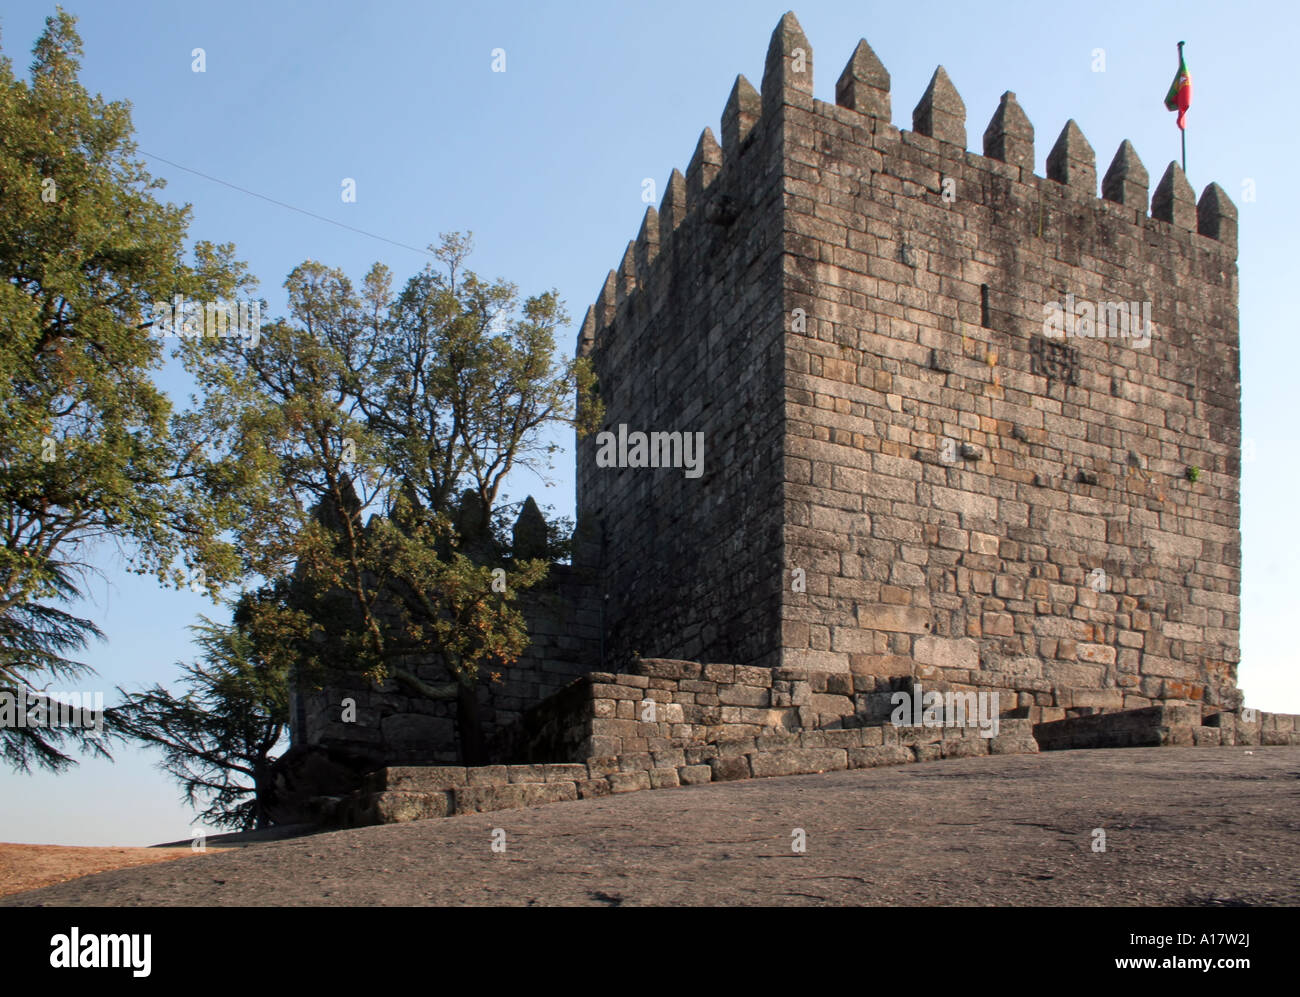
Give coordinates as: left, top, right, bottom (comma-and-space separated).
1178, 41, 1187, 174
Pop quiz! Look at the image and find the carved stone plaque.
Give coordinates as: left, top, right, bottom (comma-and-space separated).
1030, 336, 1079, 385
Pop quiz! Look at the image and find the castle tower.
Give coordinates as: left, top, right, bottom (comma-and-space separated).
576, 12, 1242, 713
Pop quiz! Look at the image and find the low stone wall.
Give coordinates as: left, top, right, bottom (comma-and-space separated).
296, 646, 1285, 826
493, 656, 1126, 763
326, 717, 1039, 826
321, 670, 1288, 826
1258, 711, 1300, 744
1033, 705, 1300, 750
494, 657, 849, 762
1203, 710, 1300, 747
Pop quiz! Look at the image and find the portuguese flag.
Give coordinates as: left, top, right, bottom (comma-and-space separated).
1164, 42, 1192, 130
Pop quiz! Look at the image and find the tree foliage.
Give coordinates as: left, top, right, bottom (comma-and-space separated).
0, 560, 108, 771
187, 233, 602, 762
0, 9, 255, 771
108, 601, 291, 831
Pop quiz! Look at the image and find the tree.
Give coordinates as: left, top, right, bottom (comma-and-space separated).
0, 560, 109, 772
0, 10, 258, 771
192, 235, 602, 763
366, 496, 550, 764
108, 599, 293, 831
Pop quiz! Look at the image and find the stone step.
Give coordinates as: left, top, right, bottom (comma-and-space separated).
1033, 704, 1203, 750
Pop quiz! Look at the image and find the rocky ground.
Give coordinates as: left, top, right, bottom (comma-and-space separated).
5, 746, 1297, 906
0, 845, 203, 897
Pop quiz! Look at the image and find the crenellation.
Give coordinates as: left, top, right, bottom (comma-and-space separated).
658, 167, 688, 245
685, 127, 723, 206
762, 10, 814, 114
616, 241, 636, 303
634, 206, 660, 282
982, 91, 1034, 174
1151, 161, 1197, 231
1102, 140, 1150, 213
912, 66, 966, 149
578, 305, 595, 356
835, 38, 890, 120
1046, 119, 1097, 195
722, 74, 761, 154
595, 269, 617, 327
1196, 183, 1238, 250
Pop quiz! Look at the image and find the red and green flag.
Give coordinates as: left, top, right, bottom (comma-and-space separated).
1164, 42, 1192, 130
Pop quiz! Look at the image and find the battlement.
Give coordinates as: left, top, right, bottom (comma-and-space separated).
286, 10, 1248, 786
581, 11, 1237, 361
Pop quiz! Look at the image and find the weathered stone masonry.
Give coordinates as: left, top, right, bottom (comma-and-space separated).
574, 70, 788, 671
577, 12, 1243, 715
290, 13, 1265, 809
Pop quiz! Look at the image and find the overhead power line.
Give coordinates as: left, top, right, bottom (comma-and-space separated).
138, 150, 437, 258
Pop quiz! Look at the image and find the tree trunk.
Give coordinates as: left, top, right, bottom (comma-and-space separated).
253, 759, 270, 830
456, 679, 486, 766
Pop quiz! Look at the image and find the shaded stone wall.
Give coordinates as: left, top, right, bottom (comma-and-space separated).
495, 656, 857, 762
331, 713, 1040, 827
574, 62, 789, 670
291, 563, 598, 766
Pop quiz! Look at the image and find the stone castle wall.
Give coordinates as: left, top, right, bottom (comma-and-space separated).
291, 12, 1246, 779
577, 12, 1242, 713
574, 66, 789, 669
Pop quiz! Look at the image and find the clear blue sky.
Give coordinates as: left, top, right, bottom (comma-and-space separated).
2, 0, 1295, 845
